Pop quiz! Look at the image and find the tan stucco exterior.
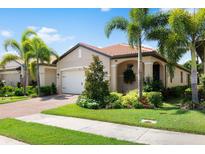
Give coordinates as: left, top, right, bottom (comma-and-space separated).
56, 46, 110, 93
0, 61, 23, 86
56, 45, 190, 94
39, 65, 57, 86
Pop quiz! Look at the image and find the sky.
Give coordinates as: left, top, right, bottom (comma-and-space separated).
0, 8, 191, 64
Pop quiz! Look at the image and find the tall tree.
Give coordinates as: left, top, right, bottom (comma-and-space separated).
0, 29, 36, 95
25, 36, 58, 96
105, 8, 151, 99
147, 9, 205, 103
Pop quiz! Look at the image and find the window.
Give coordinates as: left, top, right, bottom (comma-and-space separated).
181, 71, 183, 83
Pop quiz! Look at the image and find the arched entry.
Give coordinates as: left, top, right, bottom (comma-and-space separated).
116, 60, 144, 93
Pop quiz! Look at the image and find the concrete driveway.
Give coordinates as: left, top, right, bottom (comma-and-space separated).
0, 94, 77, 119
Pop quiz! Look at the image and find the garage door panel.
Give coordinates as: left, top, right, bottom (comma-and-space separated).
62, 69, 85, 94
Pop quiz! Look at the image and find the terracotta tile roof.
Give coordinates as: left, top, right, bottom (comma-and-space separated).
79, 42, 155, 57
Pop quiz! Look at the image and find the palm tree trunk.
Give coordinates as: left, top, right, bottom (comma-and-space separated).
138, 37, 143, 99
36, 57, 41, 96
190, 45, 199, 104
23, 64, 27, 96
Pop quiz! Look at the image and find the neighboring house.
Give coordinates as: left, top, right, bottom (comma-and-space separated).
55, 42, 190, 94
0, 60, 23, 86
0, 60, 56, 87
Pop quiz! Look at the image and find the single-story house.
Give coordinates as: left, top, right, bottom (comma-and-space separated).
0, 60, 56, 87
55, 42, 190, 94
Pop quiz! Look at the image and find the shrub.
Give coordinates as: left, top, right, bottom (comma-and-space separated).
40, 86, 51, 96
17, 82, 22, 88
144, 92, 163, 107
83, 55, 110, 108
200, 74, 205, 88
0, 86, 15, 96
0, 80, 5, 89
143, 77, 164, 92
51, 83, 57, 95
163, 85, 188, 99
77, 95, 100, 109
184, 85, 205, 102
105, 92, 123, 109
122, 90, 139, 108
14, 88, 24, 96
26, 86, 37, 96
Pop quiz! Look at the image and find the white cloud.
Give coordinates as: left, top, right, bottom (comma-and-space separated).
100, 8, 111, 12
160, 8, 198, 14
27, 26, 38, 31
28, 26, 75, 44
0, 30, 12, 37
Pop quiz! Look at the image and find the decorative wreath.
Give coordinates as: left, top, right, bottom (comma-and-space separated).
123, 65, 136, 84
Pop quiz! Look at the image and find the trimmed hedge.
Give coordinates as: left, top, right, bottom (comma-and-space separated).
40, 83, 57, 96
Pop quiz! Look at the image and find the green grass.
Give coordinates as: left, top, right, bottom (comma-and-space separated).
0, 118, 136, 145
43, 100, 205, 135
0, 96, 30, 104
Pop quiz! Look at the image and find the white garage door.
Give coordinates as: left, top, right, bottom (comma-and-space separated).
61, 69, 85, 94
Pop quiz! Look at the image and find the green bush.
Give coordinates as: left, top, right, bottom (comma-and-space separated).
51, 83, 57, 95
83, 56, 110, 108
77, 95, 100, 109
144, 92, 163, 107
122, 90, 139, 108
163, 85, 188, 99
0, 86, 15, 96
184, 85, 205, 102
26, 86, 37, 96
105, 92, 123, 109
0, 80, 5, 88
143, 78, 164, 92
200, 74, 205, 88
40, 86, 51, 96
14, 88, 24, 96
39, 84, 57, 96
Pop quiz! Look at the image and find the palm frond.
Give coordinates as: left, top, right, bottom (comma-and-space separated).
4, 39, 22, 57
0, 53, 20, 67
21, 28, 37, 42
104, 16, 128, 38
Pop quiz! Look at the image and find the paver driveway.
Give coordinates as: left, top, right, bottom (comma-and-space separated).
0, 95, 77, 119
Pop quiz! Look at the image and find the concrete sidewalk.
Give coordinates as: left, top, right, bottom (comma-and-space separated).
17, 113, 205, 145
0, 135, 27, 145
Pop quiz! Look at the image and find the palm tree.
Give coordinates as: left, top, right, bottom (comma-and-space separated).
0, 29, 36, 95
105, 8, 152, 99
25, 36, 58, 96
147, 9, 205, 104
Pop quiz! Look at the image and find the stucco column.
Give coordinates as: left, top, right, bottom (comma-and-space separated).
39, 66, 45, 86
144, 62, 153, 80
110, 64, 118, 91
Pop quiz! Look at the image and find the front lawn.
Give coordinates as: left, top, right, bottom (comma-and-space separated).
0, 96, 30, 104
43, 101, 205, 135
0, 118, 136, 145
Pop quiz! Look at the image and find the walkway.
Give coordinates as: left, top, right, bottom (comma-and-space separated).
0, 95, 77, 119
17, 113, 205, 145
0, 135, 27, 145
